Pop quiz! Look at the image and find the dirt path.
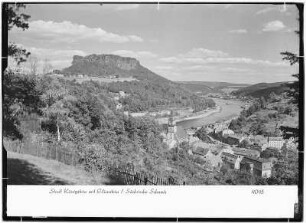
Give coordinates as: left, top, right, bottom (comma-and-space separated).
6, 151, 112, 185
7, 157, 71, 185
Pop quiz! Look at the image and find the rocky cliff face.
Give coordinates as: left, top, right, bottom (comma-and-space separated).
71, 54, 140, 71
62, 53, 168, 83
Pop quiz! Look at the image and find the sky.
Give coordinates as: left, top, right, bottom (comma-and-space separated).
9, 3, 300, 84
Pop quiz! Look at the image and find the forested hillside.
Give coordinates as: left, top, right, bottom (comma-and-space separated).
62, 54, 216, 112
232, 82, 289, 99
177, 81, 249, 95
229, 92, 298, 136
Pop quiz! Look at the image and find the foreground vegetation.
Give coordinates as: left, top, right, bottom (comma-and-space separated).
3, 70, 217, 184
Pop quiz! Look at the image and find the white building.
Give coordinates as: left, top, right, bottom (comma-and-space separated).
222, 129, 234, 138
267, 137, 285, 150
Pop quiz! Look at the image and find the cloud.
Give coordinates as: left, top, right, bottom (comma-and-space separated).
183, 48, 229, 58
221, 67, 252, 72
9, 45, 88, 71
256, 7, 276, 15
256, 5, 293, 15
11, 20, 143, 44
28, 46, 87, 59
262, 20, 286, 32
154, 65, 174, 70
115, 4, 139, 11
160, 47, 287, 67
112, 50, 158, 59
229, 29, 247, 34
154, 47, 295, 82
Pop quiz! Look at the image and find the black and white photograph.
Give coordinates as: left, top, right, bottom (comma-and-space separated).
2, 1, 303, 220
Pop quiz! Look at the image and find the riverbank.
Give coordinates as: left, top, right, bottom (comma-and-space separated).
175, 106, 221, 123
155, 106, 220, 125
176, 98, 244, 129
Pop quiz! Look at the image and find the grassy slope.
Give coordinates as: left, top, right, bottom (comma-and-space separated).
7, 151, 112, 185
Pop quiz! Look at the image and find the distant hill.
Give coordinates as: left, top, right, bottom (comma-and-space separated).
61, 54, 216, 112
232, 82, 289, 98
62, 54, 168, 83
177, 81, 249, 95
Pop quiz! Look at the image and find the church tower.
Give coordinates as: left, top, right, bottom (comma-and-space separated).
167, 111, 177, 140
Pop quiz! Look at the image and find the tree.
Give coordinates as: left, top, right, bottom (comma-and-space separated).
8, 43, 30, 65
239, 139, 251, 148
281, 51, 299, 105
280, 3, 301, 106
6, 4, 30, 31
4, 4, 31, 66
195, 127, 213, 143
29, 56, 39, 75
43, 58, 53, 74
3, 70, 41, 139
260, 96, 266, 109
40, 80, 69, 142
3, 4, 34, 139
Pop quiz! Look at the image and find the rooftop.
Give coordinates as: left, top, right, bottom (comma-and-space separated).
222, 152, 238, 159
243, 156, 271, 164
194, 147, 210, 156
268, 137, 283, 142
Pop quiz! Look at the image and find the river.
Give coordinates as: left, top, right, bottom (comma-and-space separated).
176, 98, 244, 129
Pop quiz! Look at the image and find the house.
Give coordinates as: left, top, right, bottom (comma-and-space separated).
130, 112, 148, 117
205, 151, 223, 169
193, 147, 223, 169
193, 147, 211, 157
191, 141, 209, 150
267, 137, 285, 150
186, 129, 199, 144
160, 110, 171, 116
188, 135, 199, 144
214, 123, 227, 133
221, 152, 243, 170
219, 147, 234, 155
227, 135, 243, 145
232, 147, 260, 159
240, 157, 272, 178
222, 129, 234, 138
